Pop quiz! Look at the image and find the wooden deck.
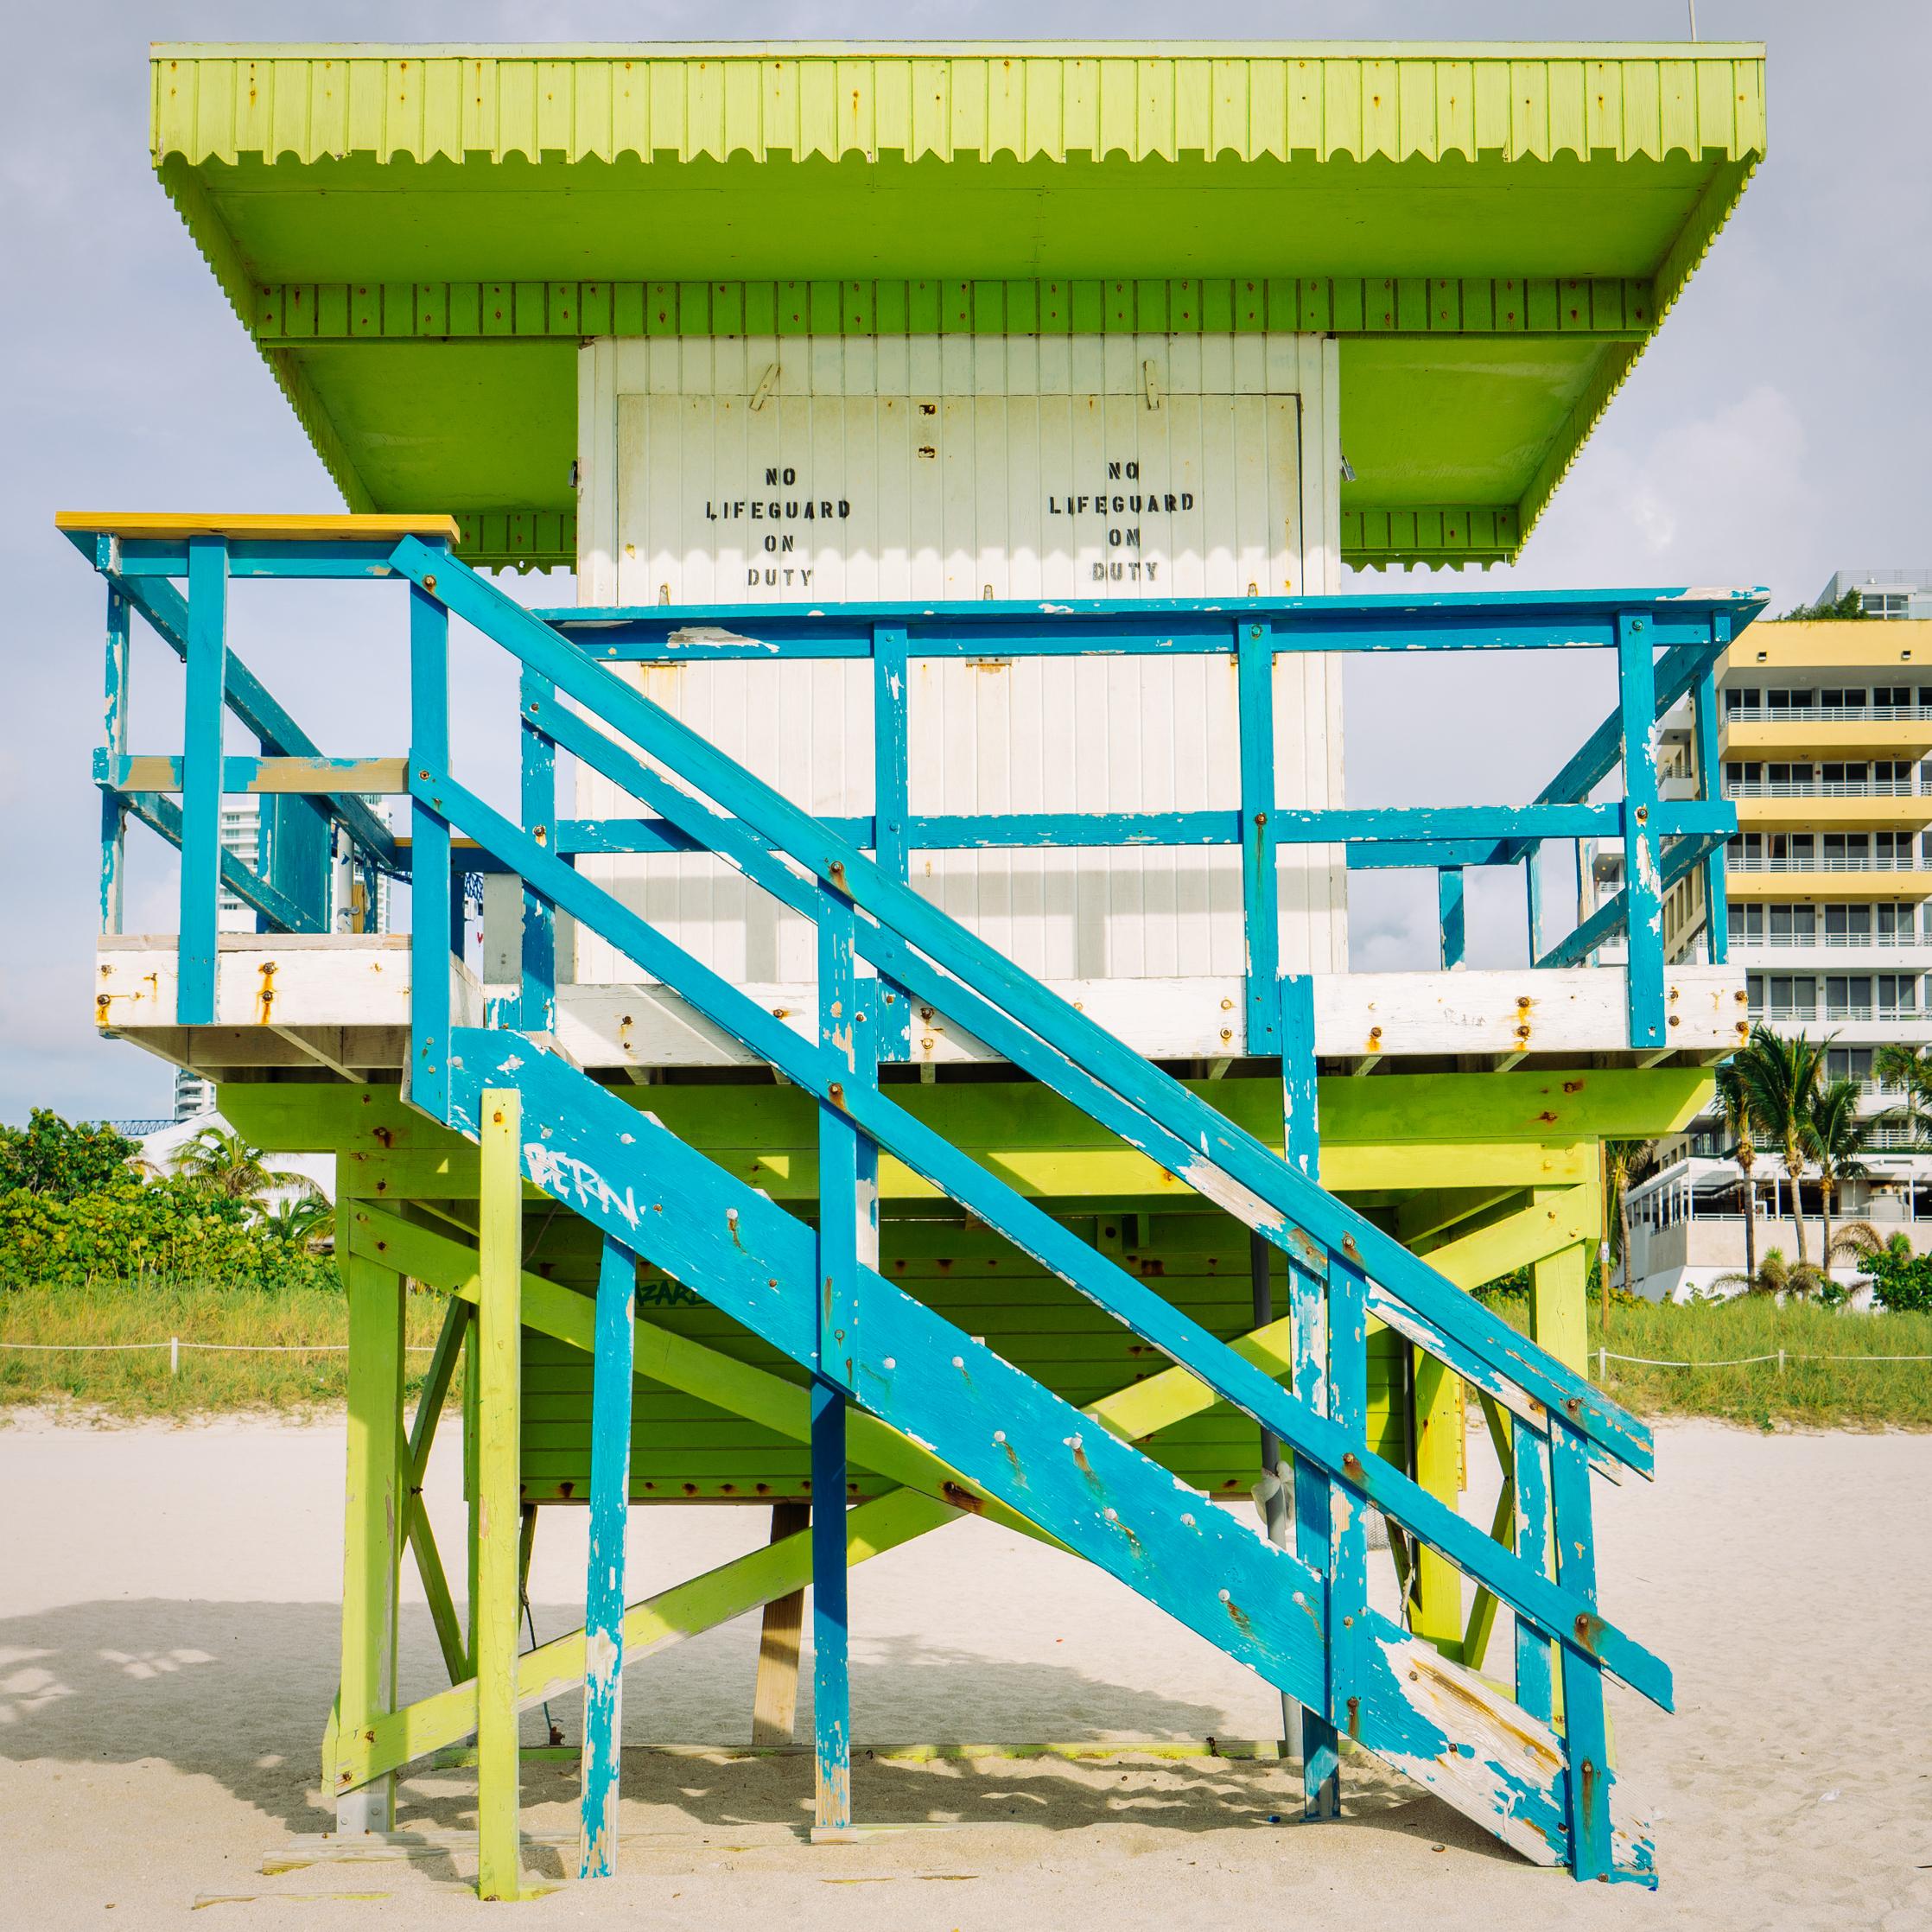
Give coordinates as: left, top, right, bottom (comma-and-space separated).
97, 933, 1746, 1081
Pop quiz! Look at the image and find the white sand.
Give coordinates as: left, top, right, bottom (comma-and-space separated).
1, 1412, 1927, 1929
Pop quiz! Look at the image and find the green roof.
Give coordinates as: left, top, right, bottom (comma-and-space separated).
151, 41, 1765, 571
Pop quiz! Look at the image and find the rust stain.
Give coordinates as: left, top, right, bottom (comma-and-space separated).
940, 1481, 985, 1515
255, 960, 277, 1024
1222, 1596, 1254, 1637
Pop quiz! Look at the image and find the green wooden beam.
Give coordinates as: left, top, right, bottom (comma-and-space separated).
474, 1090, 523, 1903
254, 276, 1655, 346
335, 1221, 404, 1833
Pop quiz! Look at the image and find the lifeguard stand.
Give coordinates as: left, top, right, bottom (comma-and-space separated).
72, 41, 1765, 1891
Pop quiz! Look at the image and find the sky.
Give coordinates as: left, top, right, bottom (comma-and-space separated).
3, 0, 1928, 1123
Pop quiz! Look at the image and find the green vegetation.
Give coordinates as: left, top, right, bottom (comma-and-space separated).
1774, 588, 1870, 621
1479, 1287, 1932, 1430
0, 1276, 449, 1418
0, 1110, 338, 1292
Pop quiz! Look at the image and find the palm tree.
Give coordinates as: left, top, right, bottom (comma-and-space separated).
1734, 1025, 1826, 1266
1803, 1077, 1876, 1270
262, 1194, 335, 1254
172, 1126, 315, 1211
1603, 1139, 1651, 1306
1713, 1058, 1759, 1288
1874, 1042, 1932, 1147
1713, 1245, 1824, 1300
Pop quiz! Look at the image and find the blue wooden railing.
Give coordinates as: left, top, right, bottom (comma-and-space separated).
67, 518, 1759, 1057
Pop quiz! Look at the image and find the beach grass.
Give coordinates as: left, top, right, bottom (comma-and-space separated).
0, 1277, 451, 1419
1476, 1293, 1932, 1430
3, 1274, 1928, 1428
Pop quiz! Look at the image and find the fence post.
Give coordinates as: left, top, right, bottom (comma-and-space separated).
1598, 1344, 1607, 1382
1777, 1347, 1786, 1374
170, 1336, 181, 1376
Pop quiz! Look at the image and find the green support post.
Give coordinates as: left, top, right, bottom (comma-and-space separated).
336, 1222, 404, 1833
1409, 1351, 1465, 1662
1531, 1227, 1591, 1375
476, 1089, 524, 1902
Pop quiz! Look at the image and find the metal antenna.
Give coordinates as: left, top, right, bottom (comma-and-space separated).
1688, 0, 1698, 39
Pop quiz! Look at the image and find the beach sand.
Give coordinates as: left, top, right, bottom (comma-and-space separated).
1, 1412, 1926, 1929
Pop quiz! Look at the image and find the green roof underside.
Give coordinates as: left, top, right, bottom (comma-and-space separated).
152, 43, 1764, 570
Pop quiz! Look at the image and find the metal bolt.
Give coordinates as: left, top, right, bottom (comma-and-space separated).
882, 1357, 895, 1370
951, 1355, 964, 1369
1218, 1588, 1232, 1602
423, 573, 437, 593
994, 1430, 1006, 1443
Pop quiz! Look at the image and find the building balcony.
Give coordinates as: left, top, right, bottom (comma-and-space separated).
1729, 852, 1925, 871
1725, 778, 1918, 798
1730, 794, 1932, 832
1725, 861, 1932, 902
1721, 715, 1932, 757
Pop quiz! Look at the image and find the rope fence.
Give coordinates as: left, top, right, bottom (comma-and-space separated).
1599, 1346, 1932, 1373
0, 1338, 438, 1373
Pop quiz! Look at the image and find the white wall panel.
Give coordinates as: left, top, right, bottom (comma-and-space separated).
575, 333, 1345, 989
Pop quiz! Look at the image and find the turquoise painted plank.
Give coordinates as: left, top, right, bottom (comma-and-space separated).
1618, 614, 1666, 1049
1438, 866, 1466, 969
99, 588, 130, 935
871, 622, 912, 1059
410, 582, 454, 1122
177, 537, 228, 1026
1236, 620, 1280, 1053
1317, 1255, 1370, 1819
1694, 665, 1729, 964
1550, 1421, 1626, 1882
519, 672, 557, 1033
578, 1234, 636, 1879
1513, 1420, 1554, 1722
810, 1382, 852, 1835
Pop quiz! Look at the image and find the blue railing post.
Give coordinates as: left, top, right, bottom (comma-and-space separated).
871, 622, 912, 1060
520, 672, 558, 1033
1313, 1252, 1369, 1820
177, 537, 229, 1025
1524, 842, 1544, 964
1237, 620, 1281, 1053
99, 586, 130, 936
812, 880, 874, 1840
1511, 1422, 1554, 1723
578, 1232, 637, 1879
410, 564, 454, 1119
1693, 660, 1729, 965
1437, 865, 1466, 969
1618, 613, 1667, 1048
1549, 1420, 1612, 1878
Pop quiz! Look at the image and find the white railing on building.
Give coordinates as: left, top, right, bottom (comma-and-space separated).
1724, 779, 1918, 798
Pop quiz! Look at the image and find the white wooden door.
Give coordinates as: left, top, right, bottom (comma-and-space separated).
574, 333, 1346, 989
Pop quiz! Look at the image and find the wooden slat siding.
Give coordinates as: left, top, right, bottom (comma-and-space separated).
176, 537, 227, 1025
513, 1256, 1413, 1503
475, 1089, 523, 1902
578, 1235, 637, 1879
409, 580, 454, 1122
404, 1300, 472, 1686
518, 673, 557, 1034
750, 1503, 811, 1743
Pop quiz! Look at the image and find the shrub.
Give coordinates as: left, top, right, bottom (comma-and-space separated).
1858, 1240, 1932, 1315
0, 1109, 337, 1292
